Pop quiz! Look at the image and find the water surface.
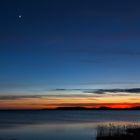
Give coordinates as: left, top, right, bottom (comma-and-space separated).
0, 110, 140, 140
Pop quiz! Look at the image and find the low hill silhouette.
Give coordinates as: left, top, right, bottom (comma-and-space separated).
43, 106, 140, 110
1, 106, 140, 111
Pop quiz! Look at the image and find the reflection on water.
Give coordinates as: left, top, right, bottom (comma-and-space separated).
0, 110, 140, 140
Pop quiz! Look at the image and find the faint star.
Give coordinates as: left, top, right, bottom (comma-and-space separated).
18, 15, 22, 18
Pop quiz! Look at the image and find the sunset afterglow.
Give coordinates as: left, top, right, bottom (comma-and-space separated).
0, 90, 140, 109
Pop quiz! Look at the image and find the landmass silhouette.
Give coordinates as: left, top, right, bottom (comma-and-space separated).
43, 106, 140, 110
1, 106, 140, 111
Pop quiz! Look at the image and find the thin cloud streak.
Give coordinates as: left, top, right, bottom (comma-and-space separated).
50, 88, 140, 94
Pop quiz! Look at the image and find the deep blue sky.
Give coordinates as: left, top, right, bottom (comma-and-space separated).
1, 0, 140, 95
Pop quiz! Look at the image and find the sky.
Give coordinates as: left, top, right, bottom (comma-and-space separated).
1, 0, 140, 109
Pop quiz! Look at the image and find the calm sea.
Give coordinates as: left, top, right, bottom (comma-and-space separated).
0, 110, 140, 140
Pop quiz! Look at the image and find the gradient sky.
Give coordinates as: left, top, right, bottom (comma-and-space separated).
1, 0, 140, 109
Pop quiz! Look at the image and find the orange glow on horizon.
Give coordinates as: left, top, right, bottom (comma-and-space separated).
86, 103, 139, 109
51, 103, 140, 109
0, 95, 140, 109
0, 103, 140, 109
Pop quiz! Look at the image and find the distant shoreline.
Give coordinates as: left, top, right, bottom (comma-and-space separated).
1, 106, 140, 111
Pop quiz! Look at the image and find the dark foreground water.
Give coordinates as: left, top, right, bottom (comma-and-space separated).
0, 110, 140, 140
